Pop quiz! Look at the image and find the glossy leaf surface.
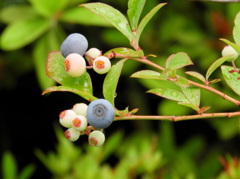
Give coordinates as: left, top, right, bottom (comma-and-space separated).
233, 11, 240, 45
131, 70, 161, 79
221, 65, 240, 96
0, 18, 51, 50
103, 59, 126, 106
46, 51, 93, 95
127, 0, 146, 29
206, 55, 232, 80
166, 52, 193, 70
80, 3, 134, 41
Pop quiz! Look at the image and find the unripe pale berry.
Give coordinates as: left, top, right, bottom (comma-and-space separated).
93, 56, 111, 74
64, 128, 80, 141
64, 53, 86, 77
86, 99, 114, 129
72, 115, 88, 131
59, 110, 77, 128
60, 33, 88, 57
88, 130, 105, 147
222, 45, 239, 62
85, 48, 102, 59
72, 103, 88, 116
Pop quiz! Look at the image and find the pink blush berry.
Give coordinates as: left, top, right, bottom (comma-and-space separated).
72, 115, 88, 131
93, 56, 111, 74
59, 110, 77, 128
64, 53, 86, 77
64, 128, 80, 141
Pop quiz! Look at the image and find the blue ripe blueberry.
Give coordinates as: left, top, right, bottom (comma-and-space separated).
60, 33, 88, 57
86, 99, 114, 129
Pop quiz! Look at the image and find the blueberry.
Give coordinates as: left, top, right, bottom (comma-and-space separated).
86, 99, 114, 129
60, 33, 88, 57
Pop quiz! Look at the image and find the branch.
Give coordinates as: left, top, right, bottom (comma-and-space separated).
114, 111, 240, 122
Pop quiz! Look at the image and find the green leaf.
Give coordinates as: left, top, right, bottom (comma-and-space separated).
166, 52, 193, 70
221, 65, 240, 96
18, 164, 35, 179
46, 51, 93, 95
0, 18, 51, 50
104, 47, 144, 58
80, 3, 134, 41
185, 71, 206, 83
33, 33, 58, 90
233, 11, 240, 45
29, 0, 68, 18
60, 7, 111, 26
0, 5, 37, 23
136, 3, 166, 46
42, 86, 97, 101
127, 0, 146, 30
147, 88, 188, 103
103, 59, 126, 106
2, 151, 17, 179
220, 38, 240, 54
130, 70, 161, 79
181, 87, 200, 107
206, 55, 231, 80
175, 77, 190, 88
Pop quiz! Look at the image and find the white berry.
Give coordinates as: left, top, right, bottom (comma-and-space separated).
93, 56, 111, 74
222, 45, 239, 62
88, 130, 105, 147
72, 103, 88, 116
59, 110, 77, 128
85, 48, 102, 59
64, 128, 80, 141
72, 115, 88, 131
64, 53, 86, 77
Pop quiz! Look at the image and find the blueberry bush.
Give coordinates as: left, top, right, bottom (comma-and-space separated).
1, 0, 240, 178
43, 0, 240, 145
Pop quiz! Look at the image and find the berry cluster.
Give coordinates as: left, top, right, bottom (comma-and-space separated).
59, 99, 114, 146
60, 33, 111, 76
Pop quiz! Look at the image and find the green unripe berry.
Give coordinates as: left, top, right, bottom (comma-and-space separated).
222, 45, 239, 62
85, 48, 102, 59
64, 128, 80, 141
59, 110, 77, 128
72, 103, 88, 116
72, 115, 88, 131
93, 56, 111, 74
64, 53, 86, 77
88, 130, 105, 147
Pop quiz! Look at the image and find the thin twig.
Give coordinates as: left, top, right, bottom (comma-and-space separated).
114, 111, 240, 122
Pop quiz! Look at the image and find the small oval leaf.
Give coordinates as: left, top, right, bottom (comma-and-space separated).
103, 59, 126, 106
131, 70, 161, 79
175, 77, 190, 88
185, 71, 206, 83
147, 88, 188, 103
104, 47, 144, 58
233, 11, 240, 45
206, 55, 231, 80
80, 3, 134, 41
127, 0, 146, 29
136, 3, 166, 46
42, 86, 97, 101
0, 18, 51, 50
221, 65, 240, 97
166, 52, 193, 70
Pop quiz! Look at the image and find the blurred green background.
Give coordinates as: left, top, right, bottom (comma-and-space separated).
0, 0, 239, 178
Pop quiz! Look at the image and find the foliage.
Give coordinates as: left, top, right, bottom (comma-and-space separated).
1, 151, 35, 179
0, 0, 111, 89
35, 124, 239, 179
